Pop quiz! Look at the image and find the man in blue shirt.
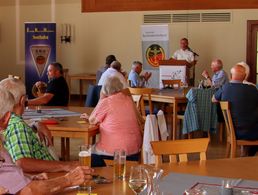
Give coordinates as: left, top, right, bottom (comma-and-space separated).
202, 59, 229, 88
213, 65, 258, 155
128, 61, 152, 88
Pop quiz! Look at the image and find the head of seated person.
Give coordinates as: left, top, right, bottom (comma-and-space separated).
0, 78, 26, 116
101, 76, 124, 97
47, 62, 64, 80
0, 87, 15, 131
110, 60, 121, 72
230, 64, 246, 82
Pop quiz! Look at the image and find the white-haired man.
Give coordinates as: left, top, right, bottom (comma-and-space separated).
202, 59, 229, 88
0, 78, 83, 173
128, 61, 152, 88
98, 60, 128, 88
0, 87, 93, 194
213, 65, 258, 155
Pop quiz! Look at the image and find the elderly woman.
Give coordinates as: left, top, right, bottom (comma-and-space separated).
82, 76, 143, 160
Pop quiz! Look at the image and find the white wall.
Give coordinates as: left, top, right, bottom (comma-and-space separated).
0, 0, 258, 93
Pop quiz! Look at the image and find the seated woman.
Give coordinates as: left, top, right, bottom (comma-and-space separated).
81, 76, 143, 163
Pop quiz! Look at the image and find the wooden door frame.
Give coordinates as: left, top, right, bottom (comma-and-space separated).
246, 20, 258, 83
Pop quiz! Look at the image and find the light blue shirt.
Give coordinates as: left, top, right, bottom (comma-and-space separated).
128, 70, 145, 87
212, 69, 229, 88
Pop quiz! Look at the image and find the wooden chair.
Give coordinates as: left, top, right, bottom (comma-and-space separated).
129, 88, 153, 117
220, 101, 258, 158
162, 79, 182, 89
151, 138, 209, 165
162, 79, 184, 137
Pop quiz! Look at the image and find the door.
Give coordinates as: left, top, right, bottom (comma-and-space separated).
246, 20, 258, 84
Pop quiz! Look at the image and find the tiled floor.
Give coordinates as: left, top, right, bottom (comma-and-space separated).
52, 96, 229, 161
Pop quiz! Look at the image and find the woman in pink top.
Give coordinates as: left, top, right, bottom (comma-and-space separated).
82, 76, 142, 158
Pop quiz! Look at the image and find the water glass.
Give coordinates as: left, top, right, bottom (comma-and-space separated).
128, 165, 148, 195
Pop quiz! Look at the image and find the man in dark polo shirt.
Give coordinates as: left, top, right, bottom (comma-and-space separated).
213, 64, 258, 144
28, 62, 69, 106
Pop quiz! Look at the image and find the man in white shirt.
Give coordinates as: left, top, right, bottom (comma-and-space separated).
172, 38, 196, 85
98, 61, 128, 88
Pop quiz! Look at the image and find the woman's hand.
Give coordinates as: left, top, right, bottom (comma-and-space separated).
80, 113, 89, 120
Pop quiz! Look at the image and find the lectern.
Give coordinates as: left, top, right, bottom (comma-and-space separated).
159, 59, 194, 88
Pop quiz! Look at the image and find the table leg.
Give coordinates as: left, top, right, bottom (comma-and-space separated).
84, 134, 90, 145
172, 101, 178, 140
79, 79, 83, 106
65, 138, 70, 161
61, 137, 65, 161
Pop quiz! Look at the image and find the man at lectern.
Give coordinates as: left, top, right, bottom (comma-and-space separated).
172, 38, 197, 85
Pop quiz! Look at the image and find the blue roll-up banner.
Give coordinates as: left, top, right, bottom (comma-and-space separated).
25, 22, 56, 98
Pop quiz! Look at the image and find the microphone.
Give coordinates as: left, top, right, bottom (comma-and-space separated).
187, 47, 199, 57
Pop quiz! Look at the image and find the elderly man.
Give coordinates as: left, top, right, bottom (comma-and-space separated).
96, 54, 116, 83
28, 62, 69, 106
98, 60, 128, 88
202, 59, 229, 88
0, 78, 84, 173
128, 61, 152, 88
0, 87, 92, 194
213, 65, 258, 149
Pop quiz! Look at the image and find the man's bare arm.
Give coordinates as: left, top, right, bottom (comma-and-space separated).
28, 93, 54, 106
16, 158, 79, 173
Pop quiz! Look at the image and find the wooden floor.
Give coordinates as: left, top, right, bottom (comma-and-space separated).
52, 96, 230, 161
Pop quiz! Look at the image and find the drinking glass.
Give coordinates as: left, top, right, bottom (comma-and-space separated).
78, 145, 91, 192
145, 166, 164, 195
128, 166, 148, 195
113, 149, 126, 180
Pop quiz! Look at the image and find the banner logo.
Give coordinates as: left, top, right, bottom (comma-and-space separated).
146, 44, 165, 67
30, 45, 51, 77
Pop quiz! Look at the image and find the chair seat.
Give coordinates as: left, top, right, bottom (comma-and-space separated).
236, 140, 258, 146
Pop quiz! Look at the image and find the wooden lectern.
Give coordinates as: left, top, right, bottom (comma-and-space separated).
159, 59, 195, 88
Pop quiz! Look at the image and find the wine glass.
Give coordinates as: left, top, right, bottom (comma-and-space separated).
128, 166, 148, 195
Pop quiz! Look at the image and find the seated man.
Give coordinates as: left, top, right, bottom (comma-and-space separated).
128, 61, 152, 88
0, 78, 83, 173
96, 54, 116, 83
28, 62, 69, 106
98, 60, 128, 88
202, 59, 229, 88
0, 87, 92, 194
213, 65, 258, 144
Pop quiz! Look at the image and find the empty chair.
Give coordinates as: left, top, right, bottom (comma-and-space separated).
151, 138, 209, 165
220, 101, 258, 158
129, 87, 153, 117
85, 84, 102, 107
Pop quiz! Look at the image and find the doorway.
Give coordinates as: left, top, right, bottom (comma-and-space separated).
246, 20, 258, 84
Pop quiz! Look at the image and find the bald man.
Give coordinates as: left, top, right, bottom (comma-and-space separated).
213, 65, 258, 150
202, 59, 229, 88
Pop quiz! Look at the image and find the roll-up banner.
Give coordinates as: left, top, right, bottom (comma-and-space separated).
141, 25, 169, 88
25, 22, 56, 98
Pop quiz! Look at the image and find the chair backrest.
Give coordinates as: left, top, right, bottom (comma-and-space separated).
162, 79, 181, 89
129, 87, 153, 116
151, 138, 209, 165
85, 85, 102, 107
219, 101, 237, 158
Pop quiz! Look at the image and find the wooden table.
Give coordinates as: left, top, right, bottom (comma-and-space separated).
145, 88, 188, 140
46, 107, 99, 161
68, 73, 96, 106
50, 157, 258, 194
